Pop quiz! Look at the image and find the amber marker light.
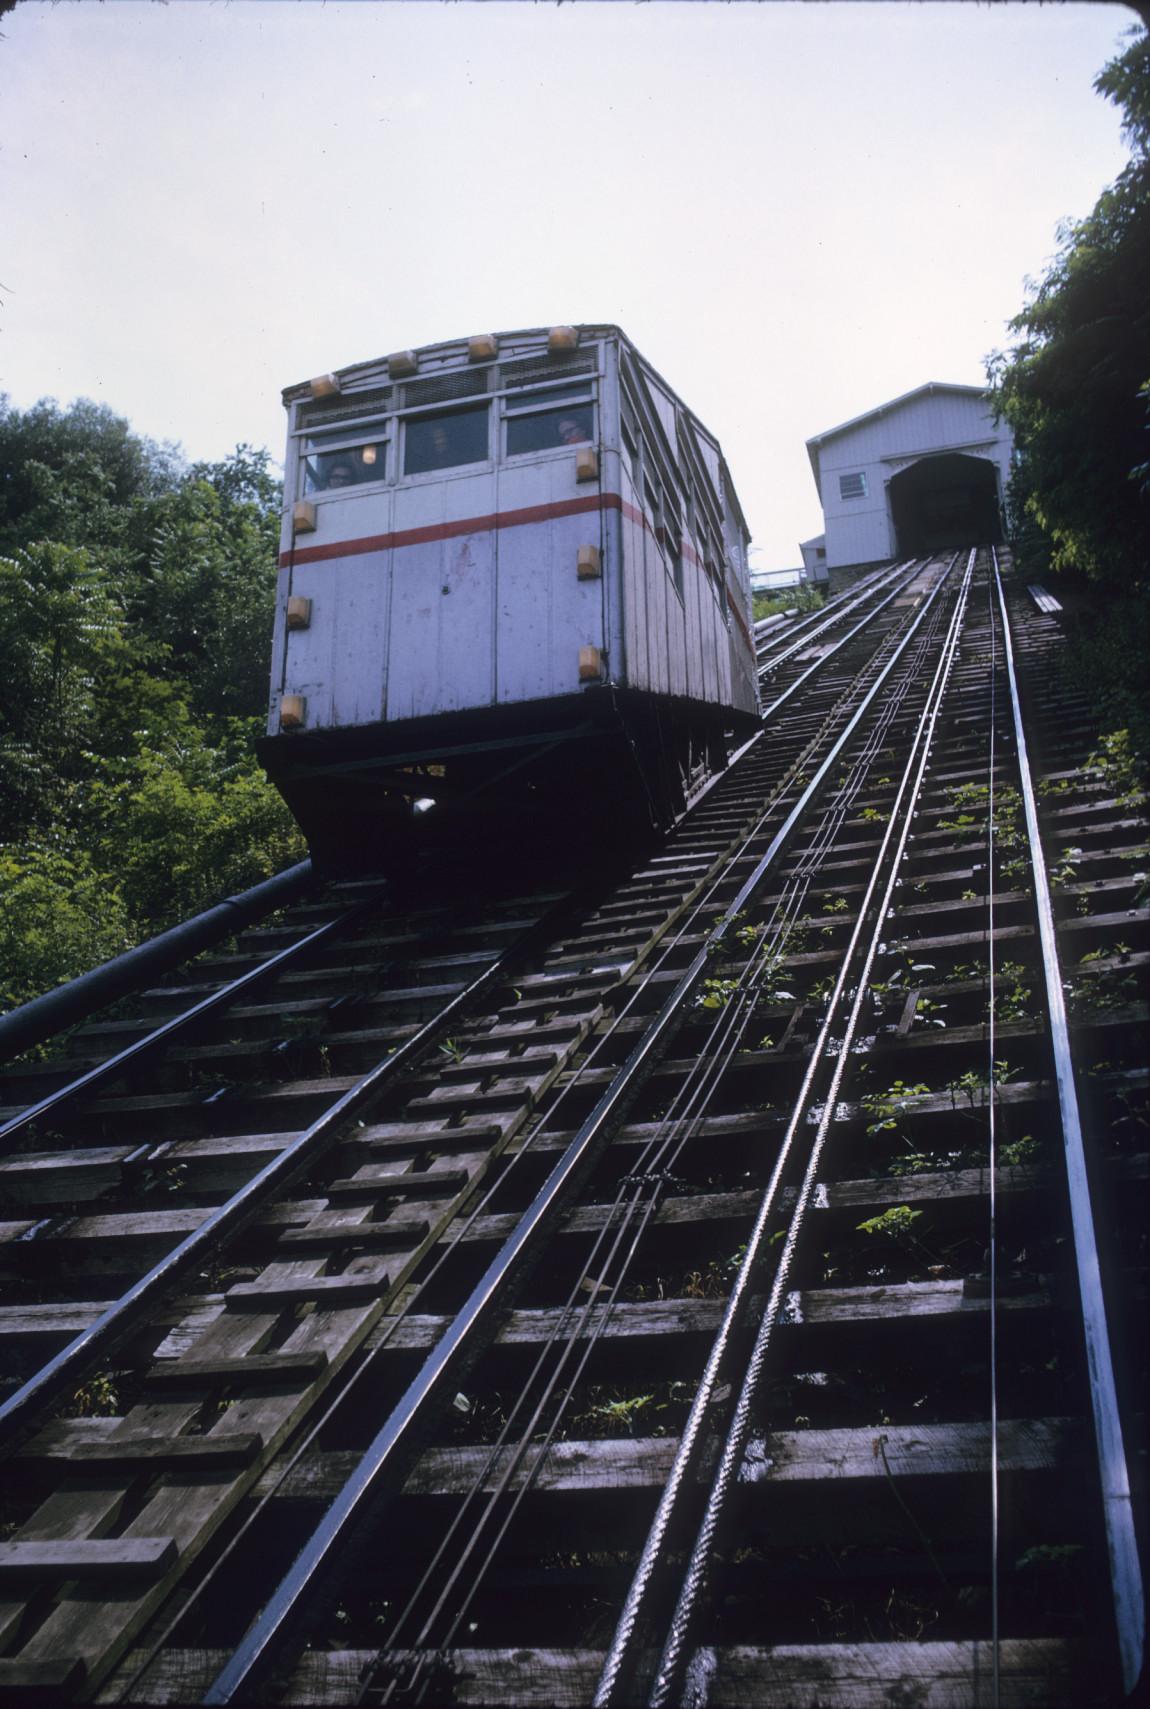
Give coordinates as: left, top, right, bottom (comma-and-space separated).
548, 326, 579, 352
279, 695, 306, 729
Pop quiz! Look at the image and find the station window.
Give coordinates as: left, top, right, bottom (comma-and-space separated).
404, 406, 490, 476
302, 436, 387, 495
504, 384, 595, 457
839, 471, 868, 500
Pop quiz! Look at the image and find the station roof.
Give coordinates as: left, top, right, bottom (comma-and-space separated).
805, 381, 990, 491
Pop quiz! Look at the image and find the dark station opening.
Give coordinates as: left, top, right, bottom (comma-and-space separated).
889, 452, 1003, 556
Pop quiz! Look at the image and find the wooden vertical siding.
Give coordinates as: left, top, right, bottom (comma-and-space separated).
617, 363, 754, 716
493, 457, 606, 708
271, 327, 756, 737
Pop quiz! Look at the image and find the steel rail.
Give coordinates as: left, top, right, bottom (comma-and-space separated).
753, 565, 898, 663
202, 553, 958, 1707
985, 568, 1002, 1708
650, 551, 969, 1705
0, 885, 389, 1152
125, 715, 812, 1708
127, 664, 897, 1705
356, 694, 930, 1695
753, 559, 912, 664
758, 563, 923, 724
0, 887, 583, 1460
126, 559, 919, 1702
696, 557, 927, 831
363, 636, 955, 1695
992, 555, 1144, 1696
756, 559, 917, 678
391, 563, 958, 1707
0, 859, 316, 1063
644, 549, 974, 1709
593, 549, 972, 1709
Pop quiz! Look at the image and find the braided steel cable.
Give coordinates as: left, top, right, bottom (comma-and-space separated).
207, 563, 966, 1707
138, 576, 922, 1705
353, 567, 962, 1701
357, 598, 951, 1702
592, 550, 974, 1709
641, 549, 976, 1709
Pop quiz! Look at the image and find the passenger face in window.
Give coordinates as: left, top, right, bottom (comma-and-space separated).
405, 407, 489, 476
304, 443, 385, 493
505, 403, 594, 458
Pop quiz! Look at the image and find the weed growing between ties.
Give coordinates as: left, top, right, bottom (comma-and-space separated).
1066, 943, 1140, 1015
66, 1371, 122, 1416
752, 585, 825, 622
441, 1376, 701, 1447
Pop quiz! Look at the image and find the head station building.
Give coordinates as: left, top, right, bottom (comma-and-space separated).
802, 382, 1014, 581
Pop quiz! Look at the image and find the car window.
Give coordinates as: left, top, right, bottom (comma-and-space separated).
506, 403, 594, 457
404, 407, 489, 476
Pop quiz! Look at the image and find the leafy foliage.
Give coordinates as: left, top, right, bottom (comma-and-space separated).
0, 849, 133, 1015
988, 27, 1150, 754
0, 395, 304, 1010
752, 583, 824, 622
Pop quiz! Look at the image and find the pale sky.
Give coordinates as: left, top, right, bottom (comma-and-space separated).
0, 0, 1136, 568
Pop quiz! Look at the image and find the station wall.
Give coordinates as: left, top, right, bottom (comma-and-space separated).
806, 385, 1013, 570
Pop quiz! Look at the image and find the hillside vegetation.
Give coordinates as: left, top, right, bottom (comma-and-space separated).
989, 24, 1150, 758
0, 398, 304, 1013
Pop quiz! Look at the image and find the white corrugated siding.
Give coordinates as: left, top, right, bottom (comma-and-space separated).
815, 389, 1013, 569
272, 327, 757, 736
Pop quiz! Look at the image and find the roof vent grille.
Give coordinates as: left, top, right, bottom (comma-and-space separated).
299, 388, 392, 427
402, 370, 489, 410
499, 354, 595, 390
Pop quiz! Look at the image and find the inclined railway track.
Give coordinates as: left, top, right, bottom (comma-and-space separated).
752, 558, 921, 680
0, 551, 1143, 1705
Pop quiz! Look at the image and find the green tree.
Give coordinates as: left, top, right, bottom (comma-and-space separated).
0, 395, 179, 556
988, 25, 1150, 750
0, 399, 303, 1008
0, 542, 137, 838
989, 27, 1149, 585
88, 715, 304, 930
0, 848, 133, 1014
138, 448, 280, 718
